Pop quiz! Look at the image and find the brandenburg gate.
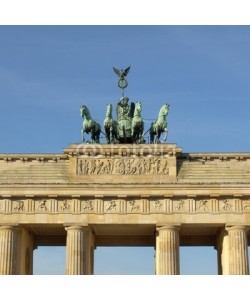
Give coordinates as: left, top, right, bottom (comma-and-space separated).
1, 68, 249, 275
0, 143, 250, 275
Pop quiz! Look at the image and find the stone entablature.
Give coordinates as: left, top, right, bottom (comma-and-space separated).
1, 144, 250, 219
1, 144, 250, 275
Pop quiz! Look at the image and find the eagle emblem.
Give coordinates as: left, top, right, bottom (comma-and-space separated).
113, 66, 130, 79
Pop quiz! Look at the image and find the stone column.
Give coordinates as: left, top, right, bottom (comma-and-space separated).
65, 225, 92, 275
155, 225, 180, 275
216, 229, 230, 275
0, 225, 18, 275
226, 226, 249, 275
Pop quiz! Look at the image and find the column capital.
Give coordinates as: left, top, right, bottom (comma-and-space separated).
64, 224, 89, 232
156, 224, 180, 232
0, 225, 19, 231
225, 225, 249, 232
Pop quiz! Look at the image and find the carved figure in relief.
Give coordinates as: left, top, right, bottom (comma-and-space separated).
82, 200, 93, 211
149, 157, 158, 175
136, 158, 144, 174
128, 200, 140, 211
38, 199, 48, 211
158, 159, 168, 175
128, 158, 139, 175
199, 200, 208, 211
115, 159, 125, 175
98, 159, 111, 175
125, 159, 131, 174
244, 201, 250, 210
77, 159, 83, 174
89, 160, 96, 174
60, 200, 70, 211
176, 199, 185, 211
14, 200, 25, 211
222, 199, 232, 211
106, 200, 117, 211
154, 200, 163, 210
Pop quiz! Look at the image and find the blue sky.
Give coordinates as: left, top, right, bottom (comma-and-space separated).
1, 25, 250, 277
1, 26, 250, 154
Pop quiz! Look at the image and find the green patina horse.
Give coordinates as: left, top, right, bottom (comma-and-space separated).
80, 105, 101, 143
103, 104, 117, 144
150, 103, 170, 144
131, 101, 144, 143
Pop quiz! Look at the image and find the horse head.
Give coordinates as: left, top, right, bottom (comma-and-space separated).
80, 105, 90, 119
133, 101, 142, 117
159, 103, 170, 117
135, 101, 142, 112
106, 103, 113, 117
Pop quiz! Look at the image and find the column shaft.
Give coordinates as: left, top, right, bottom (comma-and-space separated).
0, 226, 18, 275
65, 225, 89, 275
226, 226, 249, 275
155, 225, 180, 275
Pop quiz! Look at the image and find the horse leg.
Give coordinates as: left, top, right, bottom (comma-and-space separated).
139, 122, 144, 143
110, 126, 113, 143
149, 127, 154, 144
163, 127, 168, 141
112, 122, 118, 143
104, 127, 109, 143
96, 126, 101, 144
81, 129, 85, 142
155, 125, 161, 143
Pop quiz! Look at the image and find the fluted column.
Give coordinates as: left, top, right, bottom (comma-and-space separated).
0, 225, 18, 275
65, 225, 89, 275
226, 226, 249, 275
155, 225, 180, 275
216, 229, 229, 275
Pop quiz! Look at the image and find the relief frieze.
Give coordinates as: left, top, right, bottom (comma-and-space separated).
0, 197, 249, 215
77, 157, 169, 175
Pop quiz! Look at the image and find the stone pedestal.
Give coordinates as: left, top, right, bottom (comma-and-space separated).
65, 225, 94, 275
0, 225, 18, 275
155, 225, 180, 275
226, 226, 249, 275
